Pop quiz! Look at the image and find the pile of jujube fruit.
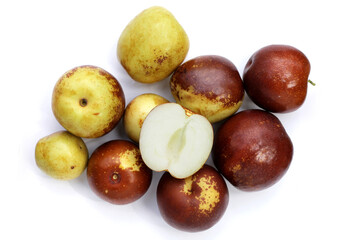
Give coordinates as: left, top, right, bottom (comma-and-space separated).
35, 6, 312, 232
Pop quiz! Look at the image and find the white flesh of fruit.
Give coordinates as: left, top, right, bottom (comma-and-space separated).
139, 103, 213, 179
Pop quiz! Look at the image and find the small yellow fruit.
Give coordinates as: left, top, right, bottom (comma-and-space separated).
124, 93, 169, 143
117, 6, 189, 83
35, 131, 89, 180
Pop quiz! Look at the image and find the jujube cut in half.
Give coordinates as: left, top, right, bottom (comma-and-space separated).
243, 44, 311, 113
139, 103, 213, 179
157, 164, 229, 232
170, 55, 244, 123
87, 140, 152, 205
213, 109, 293, 191
52, 65, 125, 138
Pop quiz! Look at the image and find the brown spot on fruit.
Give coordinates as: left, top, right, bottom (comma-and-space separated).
156, 55, 168, 64
142, 64, 150, 70
64, 68, 77, 78
97, 67, 117, 81
138, 118, 144, 128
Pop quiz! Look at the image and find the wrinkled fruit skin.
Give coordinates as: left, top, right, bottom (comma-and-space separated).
87, 140, 152, 204
243, 45, 310, 113
170, 55, 244, 123
213, 109, 293, 191
157, 164, 229, 232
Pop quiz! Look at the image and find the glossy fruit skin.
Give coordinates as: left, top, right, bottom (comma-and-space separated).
170, 55, 244, 123
243, 45, 310, 113
157, 164, 229, 232
213, 109, 293, 191
87, 140, 152, 204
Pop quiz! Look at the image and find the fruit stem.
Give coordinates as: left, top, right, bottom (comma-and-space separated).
308, 79, 316, 86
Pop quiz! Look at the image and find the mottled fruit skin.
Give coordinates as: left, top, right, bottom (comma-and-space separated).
87, 140, 152, 204
117, 6, 189, 83
157, 164, 229, 232
213, 109, 293, 191
52, 65, 125, 138
124, 93, 169, 143
170, 55, 244, 123
243, 45, 311, 113
35, 131, 88, 180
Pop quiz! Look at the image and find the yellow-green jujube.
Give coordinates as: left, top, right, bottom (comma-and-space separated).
117, 6, 189, 83
124, 93, 169, 143
35, 131, 89, 180
52, 65, 125, 138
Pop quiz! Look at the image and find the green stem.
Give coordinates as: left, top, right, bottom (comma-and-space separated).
308, 79, 316, 86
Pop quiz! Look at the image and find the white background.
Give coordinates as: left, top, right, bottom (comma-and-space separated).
2, 0, 360, 239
